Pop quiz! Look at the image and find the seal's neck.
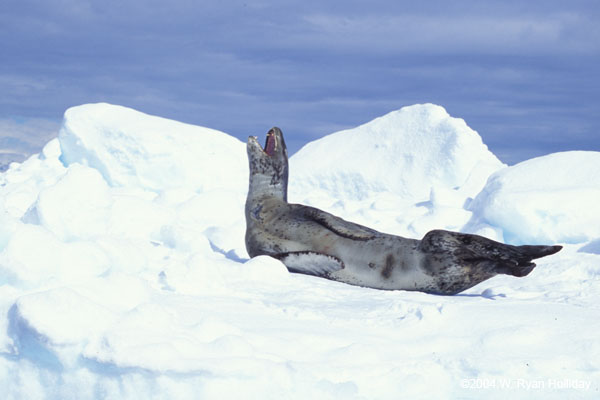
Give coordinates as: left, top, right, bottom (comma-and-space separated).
247, 171, 288, 203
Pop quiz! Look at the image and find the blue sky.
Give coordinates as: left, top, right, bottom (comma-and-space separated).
1, 0, 599, 164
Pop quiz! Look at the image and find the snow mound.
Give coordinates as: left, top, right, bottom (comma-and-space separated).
289, 104, 504, 204
1, 103, 599, 399
468, 151, 600, 244
59, 103, 247, 192
36, 164, 112, 241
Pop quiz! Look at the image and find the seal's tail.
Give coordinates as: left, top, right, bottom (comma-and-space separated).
420, 230, 562, 277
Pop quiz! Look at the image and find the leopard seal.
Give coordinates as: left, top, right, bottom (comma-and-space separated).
245, 127, 562, 295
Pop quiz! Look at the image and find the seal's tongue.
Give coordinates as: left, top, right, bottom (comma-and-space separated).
265, 131, 276, 156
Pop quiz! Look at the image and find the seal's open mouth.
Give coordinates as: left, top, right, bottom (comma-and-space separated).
264, 130, 276, 156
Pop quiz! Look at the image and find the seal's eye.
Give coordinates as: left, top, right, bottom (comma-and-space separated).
265, 132, 276, 156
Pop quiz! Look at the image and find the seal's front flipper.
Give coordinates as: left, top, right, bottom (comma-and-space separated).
293, 204, 379, 241
276, 251, 345, 277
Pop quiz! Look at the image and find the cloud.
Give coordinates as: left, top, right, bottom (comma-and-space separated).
301, 12, 600, 55
0, 0, 598, 165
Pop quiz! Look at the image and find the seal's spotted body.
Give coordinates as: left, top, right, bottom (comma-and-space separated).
245, 127, 562, 295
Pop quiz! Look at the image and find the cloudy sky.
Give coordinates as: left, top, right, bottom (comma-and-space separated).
1, 0, 598, 164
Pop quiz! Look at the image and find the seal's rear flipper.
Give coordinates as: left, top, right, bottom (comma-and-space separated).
501, 244, 563, 277
420, 230, 563, 280
506, 262, 536, 277
516, 244, 563, 259
276, 251, 345, 277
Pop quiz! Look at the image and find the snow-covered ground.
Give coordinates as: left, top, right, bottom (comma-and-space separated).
0, 103, 598, 399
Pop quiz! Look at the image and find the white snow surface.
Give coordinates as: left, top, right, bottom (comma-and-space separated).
59, 103, 248, 192
0, 103, 598, 399
289, 104, 506, 239
467, 151, 600, 244
289, 104, 504, 203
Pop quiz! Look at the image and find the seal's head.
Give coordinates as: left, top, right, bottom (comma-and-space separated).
247, 127, 289, 201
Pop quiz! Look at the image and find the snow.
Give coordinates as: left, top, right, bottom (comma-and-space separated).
466, 151, 600, 244
58, 103, 247, 193
0, 103, 599, 399
289, 104, 506, 239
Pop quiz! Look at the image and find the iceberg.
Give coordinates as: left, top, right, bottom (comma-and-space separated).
58, 103, 248, 193
290, 104, 505, 204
